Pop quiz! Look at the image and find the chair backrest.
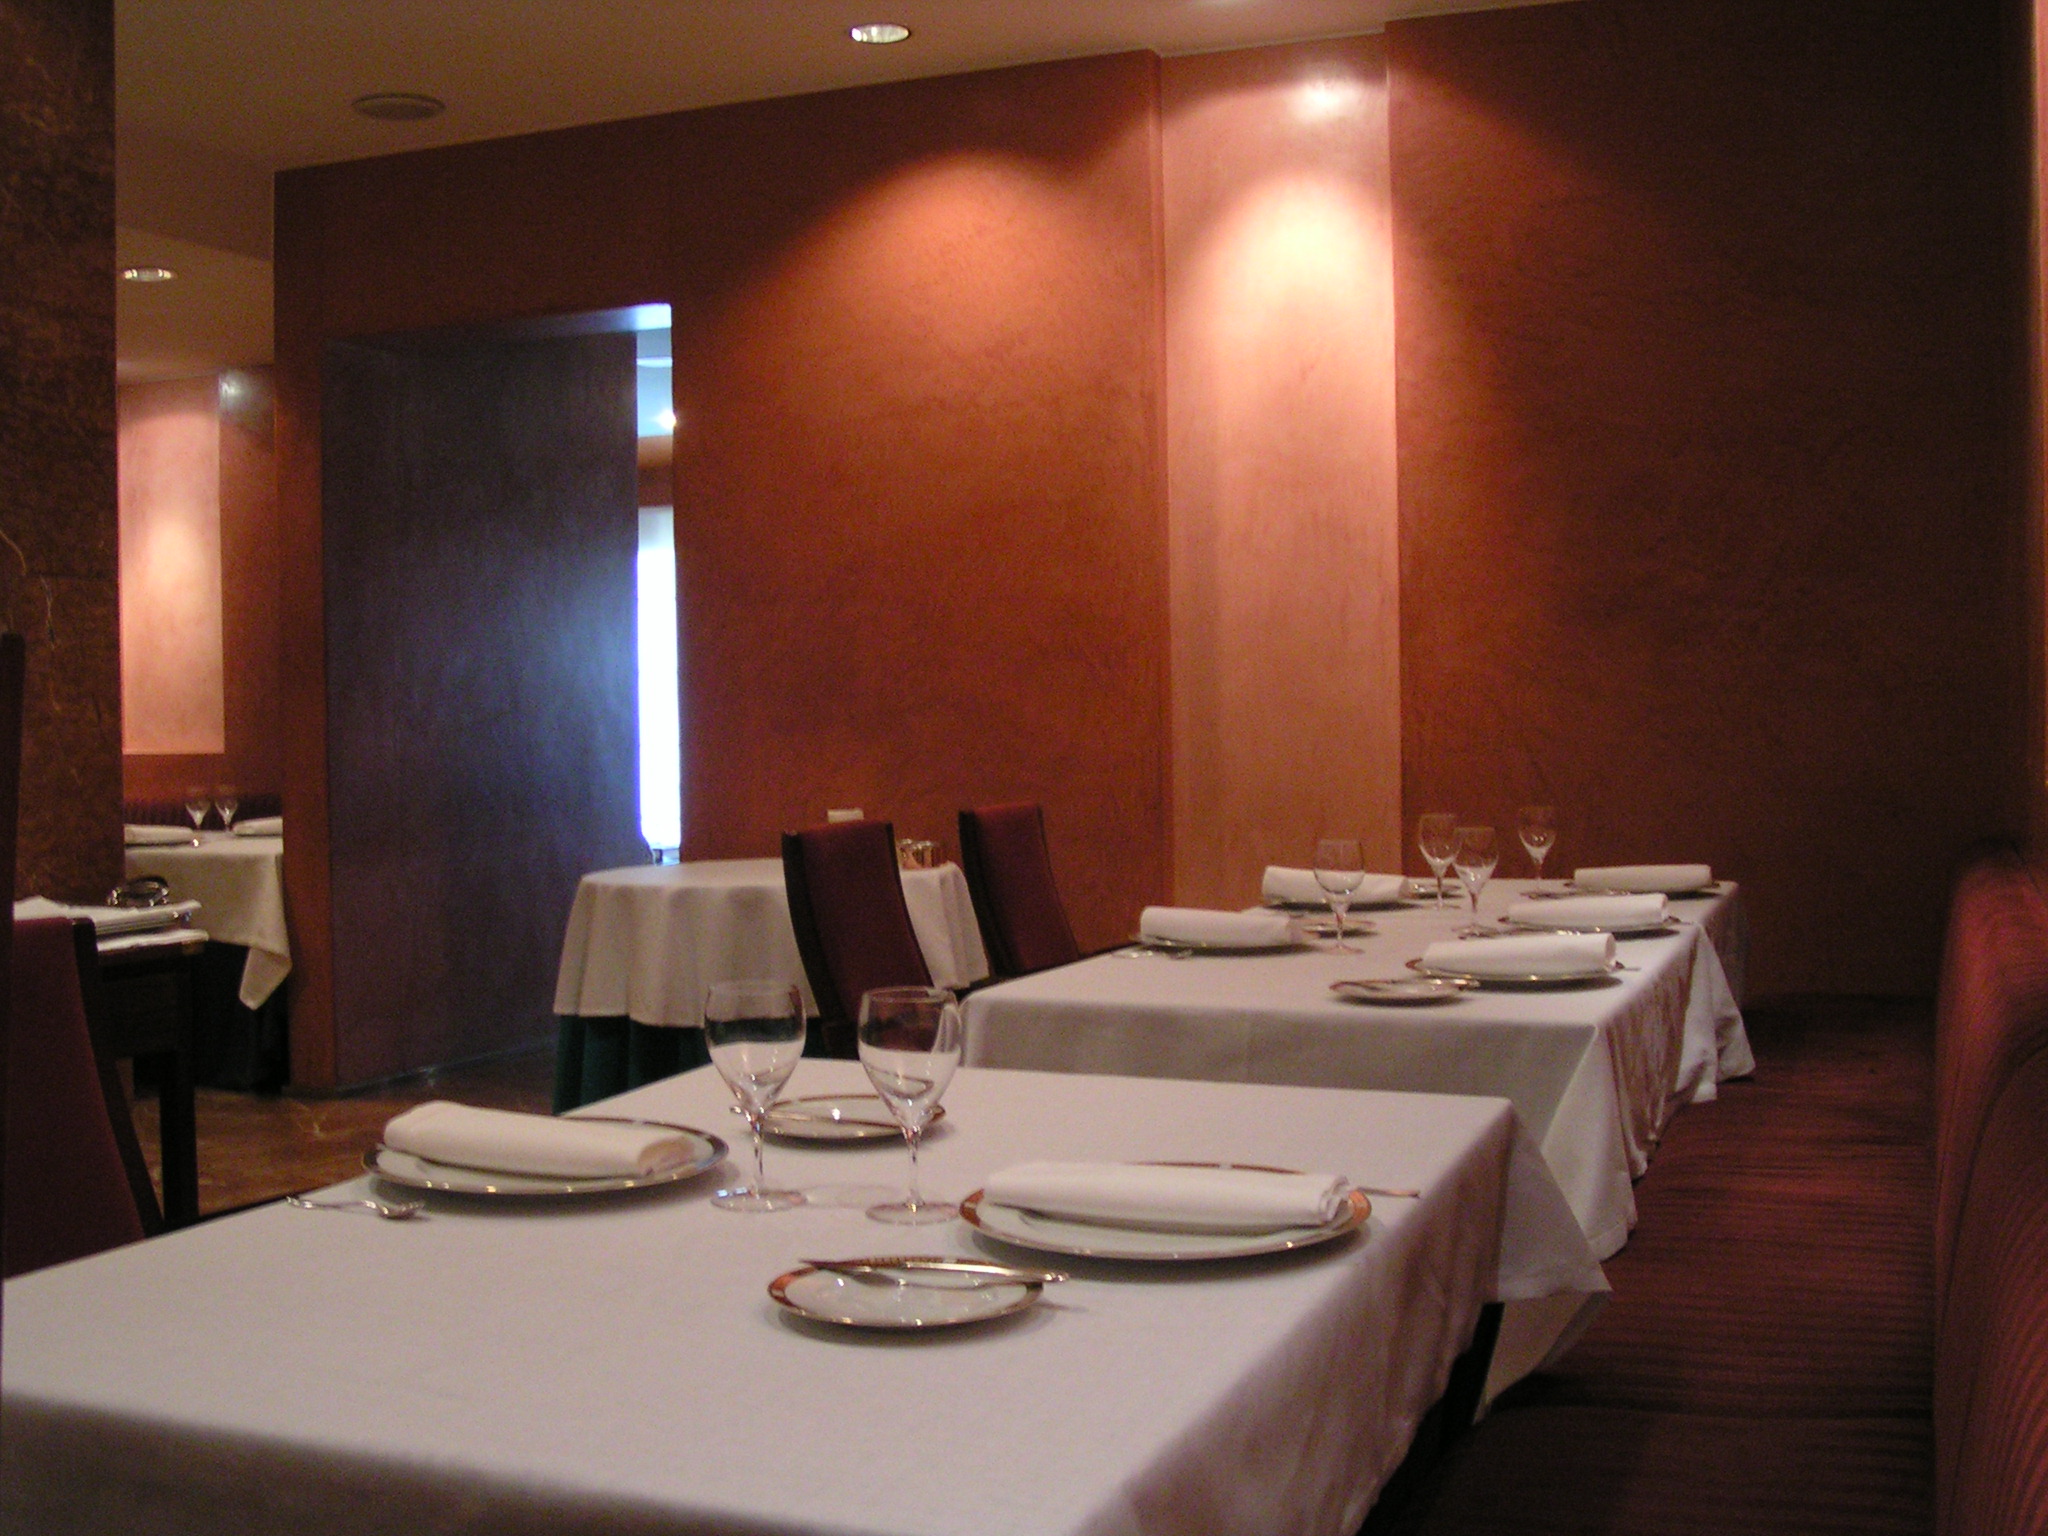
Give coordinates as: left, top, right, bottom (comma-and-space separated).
958, 802, 1081, 978
782, 820, 931, 1053
4, 916, 147, 1277
68, 919, 164, 1235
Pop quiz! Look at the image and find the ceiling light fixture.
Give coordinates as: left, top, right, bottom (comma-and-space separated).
351, 92, 446, 122
120, 266, 176, 283
849, 22, 911, 44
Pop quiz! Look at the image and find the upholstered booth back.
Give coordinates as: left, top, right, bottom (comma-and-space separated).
958, 803, 1082, 979
782, 820, 931, 1053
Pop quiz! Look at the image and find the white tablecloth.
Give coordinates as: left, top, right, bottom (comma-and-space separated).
552, 857, 991, 1025
123, 832, 289, 1008
1, 1063, 1600, 1536
964, 881, 1751, 1260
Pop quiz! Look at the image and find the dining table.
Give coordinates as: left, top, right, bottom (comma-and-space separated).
963, 879, 1751, 1262
1, 1062, 1602, 1536
123, 829, 290, 1010
551, 857, 991, 1109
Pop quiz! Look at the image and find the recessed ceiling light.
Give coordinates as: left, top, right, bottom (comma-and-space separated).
352, 92, 446, 122
849, 22, 911, 44
120, 266, 175, 283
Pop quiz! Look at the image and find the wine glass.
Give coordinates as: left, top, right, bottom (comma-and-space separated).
1452, 826, 1498, 914
1417, 813, 1459, 907
1312, 837, 1366, 952
215, 786, 240, 831
183, 787, 211, 840
1517, 805, 1556, 882
857, 985, 963, 1225
703, 980, 807, 1212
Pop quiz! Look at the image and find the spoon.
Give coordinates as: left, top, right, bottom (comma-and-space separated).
286, 1194, 425, 1220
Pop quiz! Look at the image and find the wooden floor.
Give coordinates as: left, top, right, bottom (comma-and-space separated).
1388, 995, 1935, 1535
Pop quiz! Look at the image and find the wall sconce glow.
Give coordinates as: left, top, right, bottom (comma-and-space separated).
1294, 75, 1365, 124
121, 266, 176, 283
637, 508, 683, 857
850, 22, 911, 43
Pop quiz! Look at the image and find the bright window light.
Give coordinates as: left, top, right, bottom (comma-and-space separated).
637, 507, 682, 856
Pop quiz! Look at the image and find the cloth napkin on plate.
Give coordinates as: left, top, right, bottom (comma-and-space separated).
124, 824, 193, 846
1572, 863, 1712, 894
13, 895, 202, 936
1421, 932, 1616, 978
1140, 906, 1295, 949
1506, 893, 1667, 930
232, 816, 283, 838
983, 1161, 1352, 1233
383, 1101, 698, 1178
1262, 867, 1408, 907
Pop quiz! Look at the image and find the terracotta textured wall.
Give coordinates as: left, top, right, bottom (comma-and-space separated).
0, 0, 121, 903
1162, 38, 1402, 905
1390, 0, 2031, 994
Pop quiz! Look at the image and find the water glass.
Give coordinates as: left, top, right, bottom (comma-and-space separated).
1312, 837, 1366, 952
858, 985, 962, 1225
215, 786, 240, 831
183, 787, 211, 835
1517, 805, 1556, 881
1417, 813, 1459, 907
1452, 826, 1498, 913
704, 980, 807, 1212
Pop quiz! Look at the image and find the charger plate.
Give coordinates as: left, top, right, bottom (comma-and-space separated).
366, 1118, 726, 1197
1407, 956, 1622, 990
959, 1177, 1369, 1262
1501, 915, 1683, 939
769, 1260, 1042, 1330
761, 1094, 943, 1143
1331, 976, 1472, 1006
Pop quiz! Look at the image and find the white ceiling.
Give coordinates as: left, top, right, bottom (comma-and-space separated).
114, 0, 1541, 381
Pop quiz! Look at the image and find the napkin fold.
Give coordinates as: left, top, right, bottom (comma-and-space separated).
1139, 906, 1295, 949
1572, 863, 1712, 894
12, 895, 202, 936
984, 1161, 1352, 1233
1506, 893, 1667, 931
1262, 867, 1408, 907
124, 824, 193, 846
1421, 932, 1616, 978
232, 816, 283, 838
383, 1101, 699, 1178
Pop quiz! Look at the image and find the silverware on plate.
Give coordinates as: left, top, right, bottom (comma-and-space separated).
285, 1194, 425, 1220
799, 1256, 1067, 1288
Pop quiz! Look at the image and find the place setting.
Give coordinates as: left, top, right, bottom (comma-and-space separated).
1117, 903, 1306, 958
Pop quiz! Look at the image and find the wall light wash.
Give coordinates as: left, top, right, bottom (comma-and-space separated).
638, 507, 683, 856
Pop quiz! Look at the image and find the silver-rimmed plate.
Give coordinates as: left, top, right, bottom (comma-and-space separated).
1331, 976, 1473, 1006
761, 1094, 941, 1143
365, 1118, 727, 1197
1566, 881, 1724, 900
1296, 917, 1379, 939
959, 1180, 1370, 1263
769, 1260, 1043, 1330
1406, 957, 1622, 990
1501, 915, 1684, 939
1128, 934, 1303, 955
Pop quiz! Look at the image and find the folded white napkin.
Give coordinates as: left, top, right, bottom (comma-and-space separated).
1262, 867, 1408, 907
1572, 863, 1712, 894
232, 816, 283, 838
1139, 906, 1295, 949
1420, 932, 1616, 978
13, 895, 201, 934
383, 1101, 699, 1178
1506, 893, 1667, 930
125, 824, 193, 846
983, 1161, 1352, 1233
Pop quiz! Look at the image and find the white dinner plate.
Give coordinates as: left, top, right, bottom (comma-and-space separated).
1330, 976, 1472, 1006
1129, 934, 1303, 955
761, 1094, 941, 1143
768, 1260, 1043, 1330
1406, 957, 1622, 990
1501, 915, 1684, 939
1565, 881, 1724, 899
365, 1118, 727, 1197
958, 1180, 1370, 1262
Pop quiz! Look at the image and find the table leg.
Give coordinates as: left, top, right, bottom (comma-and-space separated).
156, 1042, 199, 1228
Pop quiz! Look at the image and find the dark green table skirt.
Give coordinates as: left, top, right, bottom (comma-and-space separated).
553, 1017, 710, 1112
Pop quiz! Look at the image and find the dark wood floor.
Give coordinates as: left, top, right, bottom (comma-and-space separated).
1388, 995, 1935, 1535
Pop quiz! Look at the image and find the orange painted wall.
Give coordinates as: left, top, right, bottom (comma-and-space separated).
1161, 38, 1402, 904
1389, 0, 2032, 993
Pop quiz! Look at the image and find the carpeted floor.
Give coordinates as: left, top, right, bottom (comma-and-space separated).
1385, 994, 1935, 1535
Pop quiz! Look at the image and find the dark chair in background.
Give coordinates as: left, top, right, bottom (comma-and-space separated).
73, 918, 198, 1227
958, 802, 1082, 979
782, 820, 931, 1057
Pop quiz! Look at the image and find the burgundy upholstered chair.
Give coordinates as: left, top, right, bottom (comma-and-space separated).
3, 916, 148, 1277
782, 820, 932, 1057
958, 802, 1081, 979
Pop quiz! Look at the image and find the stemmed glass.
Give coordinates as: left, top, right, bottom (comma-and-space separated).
857, 985, 962, 1225
1517, 805, 1556, 883
1417, 813, 1459, 907
215, 786, 240, 832
183, 787, 211, 839
703, 980, 807, 1212
1312, 838, 1366, 952
1452, 826, 1498, 914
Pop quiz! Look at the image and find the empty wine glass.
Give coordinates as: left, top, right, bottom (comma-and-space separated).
215, 786, 240, 831
1417, 813, 1459, 907
703, 980, 807, 1212
1452, 826, 1498, 913
183, 787, 211, 836
1517, 805, 1556, 882
857, 985, 962, 1225
1313, 837, 1366, 952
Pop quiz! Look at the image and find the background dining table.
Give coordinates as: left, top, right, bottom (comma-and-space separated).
123, 830, 290, 1010
2, 1062, 1601, 1536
